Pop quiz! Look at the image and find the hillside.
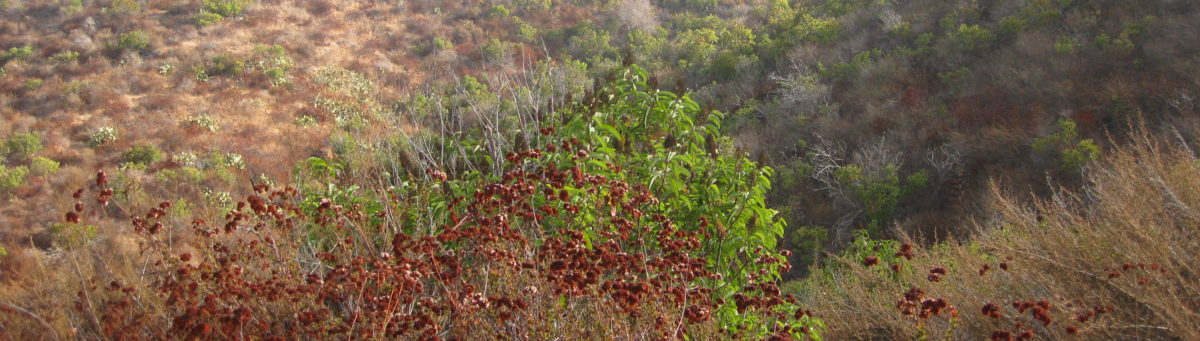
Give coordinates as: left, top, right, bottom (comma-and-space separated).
1, 0, 1199, 339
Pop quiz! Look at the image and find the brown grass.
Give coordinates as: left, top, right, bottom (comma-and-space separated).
791, 128, 1200, 339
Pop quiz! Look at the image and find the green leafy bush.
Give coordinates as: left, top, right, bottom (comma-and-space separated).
486, 4, 509, 17
107, 0, 140, 13
115, 30, 150, 51
5, 132, 42, 160
835, 165, 927, 235
999, 16, 1030, 37
203, 0, 245, 17
195, 0, 249, 25
193, 54, 244, 81
124, 145, 164, 165
540, 66, 815, 336
30, 156, 60, 175
432, 36, 453, 51
251, 45, 293, 86
0, 164, 28, 191
481, 38, 510, 61
23, 78, 41, 90
1032, 119, 1100, 171
50, 50, 80, 63
207, 54, 244, 76
63, 0, 83, 14
0, 45, 33, 65
194, 11, 224, 26
1054, 36, 1078, 54
47, 223, 98, 249
948, 24, 994, 52
293, 115, 318, 127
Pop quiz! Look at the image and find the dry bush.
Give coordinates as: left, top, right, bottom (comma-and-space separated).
792, 128, 1200, 339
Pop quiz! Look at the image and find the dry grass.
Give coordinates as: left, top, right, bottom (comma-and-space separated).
791, 128, 1200, 339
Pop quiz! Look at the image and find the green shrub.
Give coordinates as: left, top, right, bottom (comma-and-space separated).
155, 166, 205, 184
486, 4, 509, 17
1093, 33, 1112, 49
86, 127, 119, 147
1032, 119, 1100, 171
1054, 36, 1078, 54
124, 145, 164, 165
516, 21, 538, 41
949, 24, 994, 52
196, 0, 248, 25
209, 151, 246, 169
47, 223, 98, 249
183, 115, 220, 132
999, 16, 1029, 37
202, 0, 245, 17
5, 132, 43, 160
1, 45, 33, 64
294, 115, 318, 127
115, 30, 150, 51
157, 62, 175, 75
50, 50, 80, 63
251, 45, 293, 86
23, 78, 41, 90
0, 164, 28, 191
30, 156, 59, 175
313, 67, 374, 99
834, 165, 927, 235
194, 54, 244, 81
481, 38, 510, 61
207, 54, 244, 76
107, 0, 140, 13
64, 0, 83, 14
432, 37, 453, 51
194, 11, 224, 26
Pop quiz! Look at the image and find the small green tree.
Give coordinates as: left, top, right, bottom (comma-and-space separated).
5, 132, 42, 160
949, 24, 994, 52
30, 156, 60, 175
0, 164, 28, 191
115, 30, 150, 51
1032, 119, 1100, 171
202, 0, 245, 17
486, 4, 509, 18
124, 145, 164, 165
196, 0, 248, 25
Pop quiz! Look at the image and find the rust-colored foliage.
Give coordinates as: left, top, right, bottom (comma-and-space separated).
60, 134, 805, 339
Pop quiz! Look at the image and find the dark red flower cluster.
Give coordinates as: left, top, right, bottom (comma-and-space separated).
895, 286, 956, 319
982, 302, 1003, 319
1104, 262, 1168, 285
895, 243, 914, 260
1010, 300, 1053, 326
862, 256, 879, 267
927, 266, 946, 282
1074, 305, 1112, 323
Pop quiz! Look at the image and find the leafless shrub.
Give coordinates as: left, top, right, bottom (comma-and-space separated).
615, 0, 658, 32
925, 144, 963, 180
